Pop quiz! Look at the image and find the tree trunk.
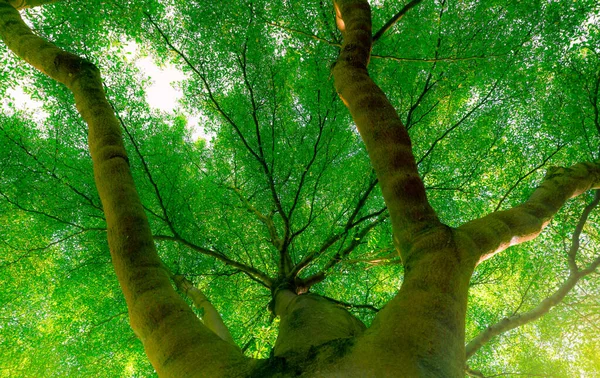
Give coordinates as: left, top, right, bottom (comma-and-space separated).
0, 2, 249, 377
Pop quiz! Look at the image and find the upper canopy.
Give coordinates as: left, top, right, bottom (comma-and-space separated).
8, 0, 58, 10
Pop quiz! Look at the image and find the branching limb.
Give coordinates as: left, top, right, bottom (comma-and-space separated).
298, 214, 388, 288
346, 173, 379, 227
110, 100, 181, 236
171, 274, 240, 350
114, 100, 275, 287
146, 12, 294, 273
457, 162, 600, 263
342, 247, 400, 266
332, 0, 439, 257
0, 228, 104, 268
0, 188, 87, 229
265, 21, 341, 47
372, 53, 506, 63
0, 123, 103, 213
404, 1, 446, 131
159, 262, 240, 349
494, 146, 563, 211
229, 185, 283, 251
465, 191, 600, 358
291, 175, 383, 277
287, 91, 328, 226
372, 0, 425, 42
144, 12, 263, 165
153, 234, 273, 288
417, 80, 499, 166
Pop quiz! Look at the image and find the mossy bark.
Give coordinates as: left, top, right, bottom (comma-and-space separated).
272, 289, 365, 359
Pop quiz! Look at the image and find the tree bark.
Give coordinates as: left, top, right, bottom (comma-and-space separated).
466, 191, 600, 359
4, 0, 600, 376
331, 1, 474, 376
272, 289, 365, 359
331, 0, 440, 262
0, 3, 248, 377
173, 275, 240, 349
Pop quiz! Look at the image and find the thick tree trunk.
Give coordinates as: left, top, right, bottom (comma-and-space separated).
0, 3, 249, 377
331, 0, 474, 375
330, 0, 600, 375
272, 289, 365, 359
347, 227, 473, 377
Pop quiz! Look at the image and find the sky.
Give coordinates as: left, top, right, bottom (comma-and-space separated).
2, 40, 208, 142
126, 44, 208, 142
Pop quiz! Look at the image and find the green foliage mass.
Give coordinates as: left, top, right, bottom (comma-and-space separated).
1, 0, 599, 376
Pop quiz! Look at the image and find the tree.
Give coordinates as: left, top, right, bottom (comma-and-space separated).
1, 0, 599, 376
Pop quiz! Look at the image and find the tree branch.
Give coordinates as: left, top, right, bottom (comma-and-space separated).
291, 175, 384, 277
0, 4, 247, 374
417, 80, 499, 166
229, 185, 283, 251
171, 274, 240, 350
332, 0, 439, 258
153, 234, 273, 288
494, 146, 563, 211
144, 12, 262, 164
299, 214, 388, 287
0, 123, 103, 213
457, 162, 600, 263
372, 53, 506, 63
465, 191, 600, 358
0, 229, 104, 268
372, 0, 425, 42
0, 188, 86, 230
287, 91, 327, 225
110, 100, 180, 235
265, 20, 341, 47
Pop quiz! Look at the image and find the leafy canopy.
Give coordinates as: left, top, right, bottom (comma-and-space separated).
1, 0, 599, 376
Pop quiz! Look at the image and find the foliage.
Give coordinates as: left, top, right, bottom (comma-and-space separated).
1, 0, 599, 376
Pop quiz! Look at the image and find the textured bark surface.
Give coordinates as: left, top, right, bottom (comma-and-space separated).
330, 0, 473, 376
272, 289, 366, 359
174, 275, 239, 349
466, 191, 600, 359
330, 1, 600, 376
